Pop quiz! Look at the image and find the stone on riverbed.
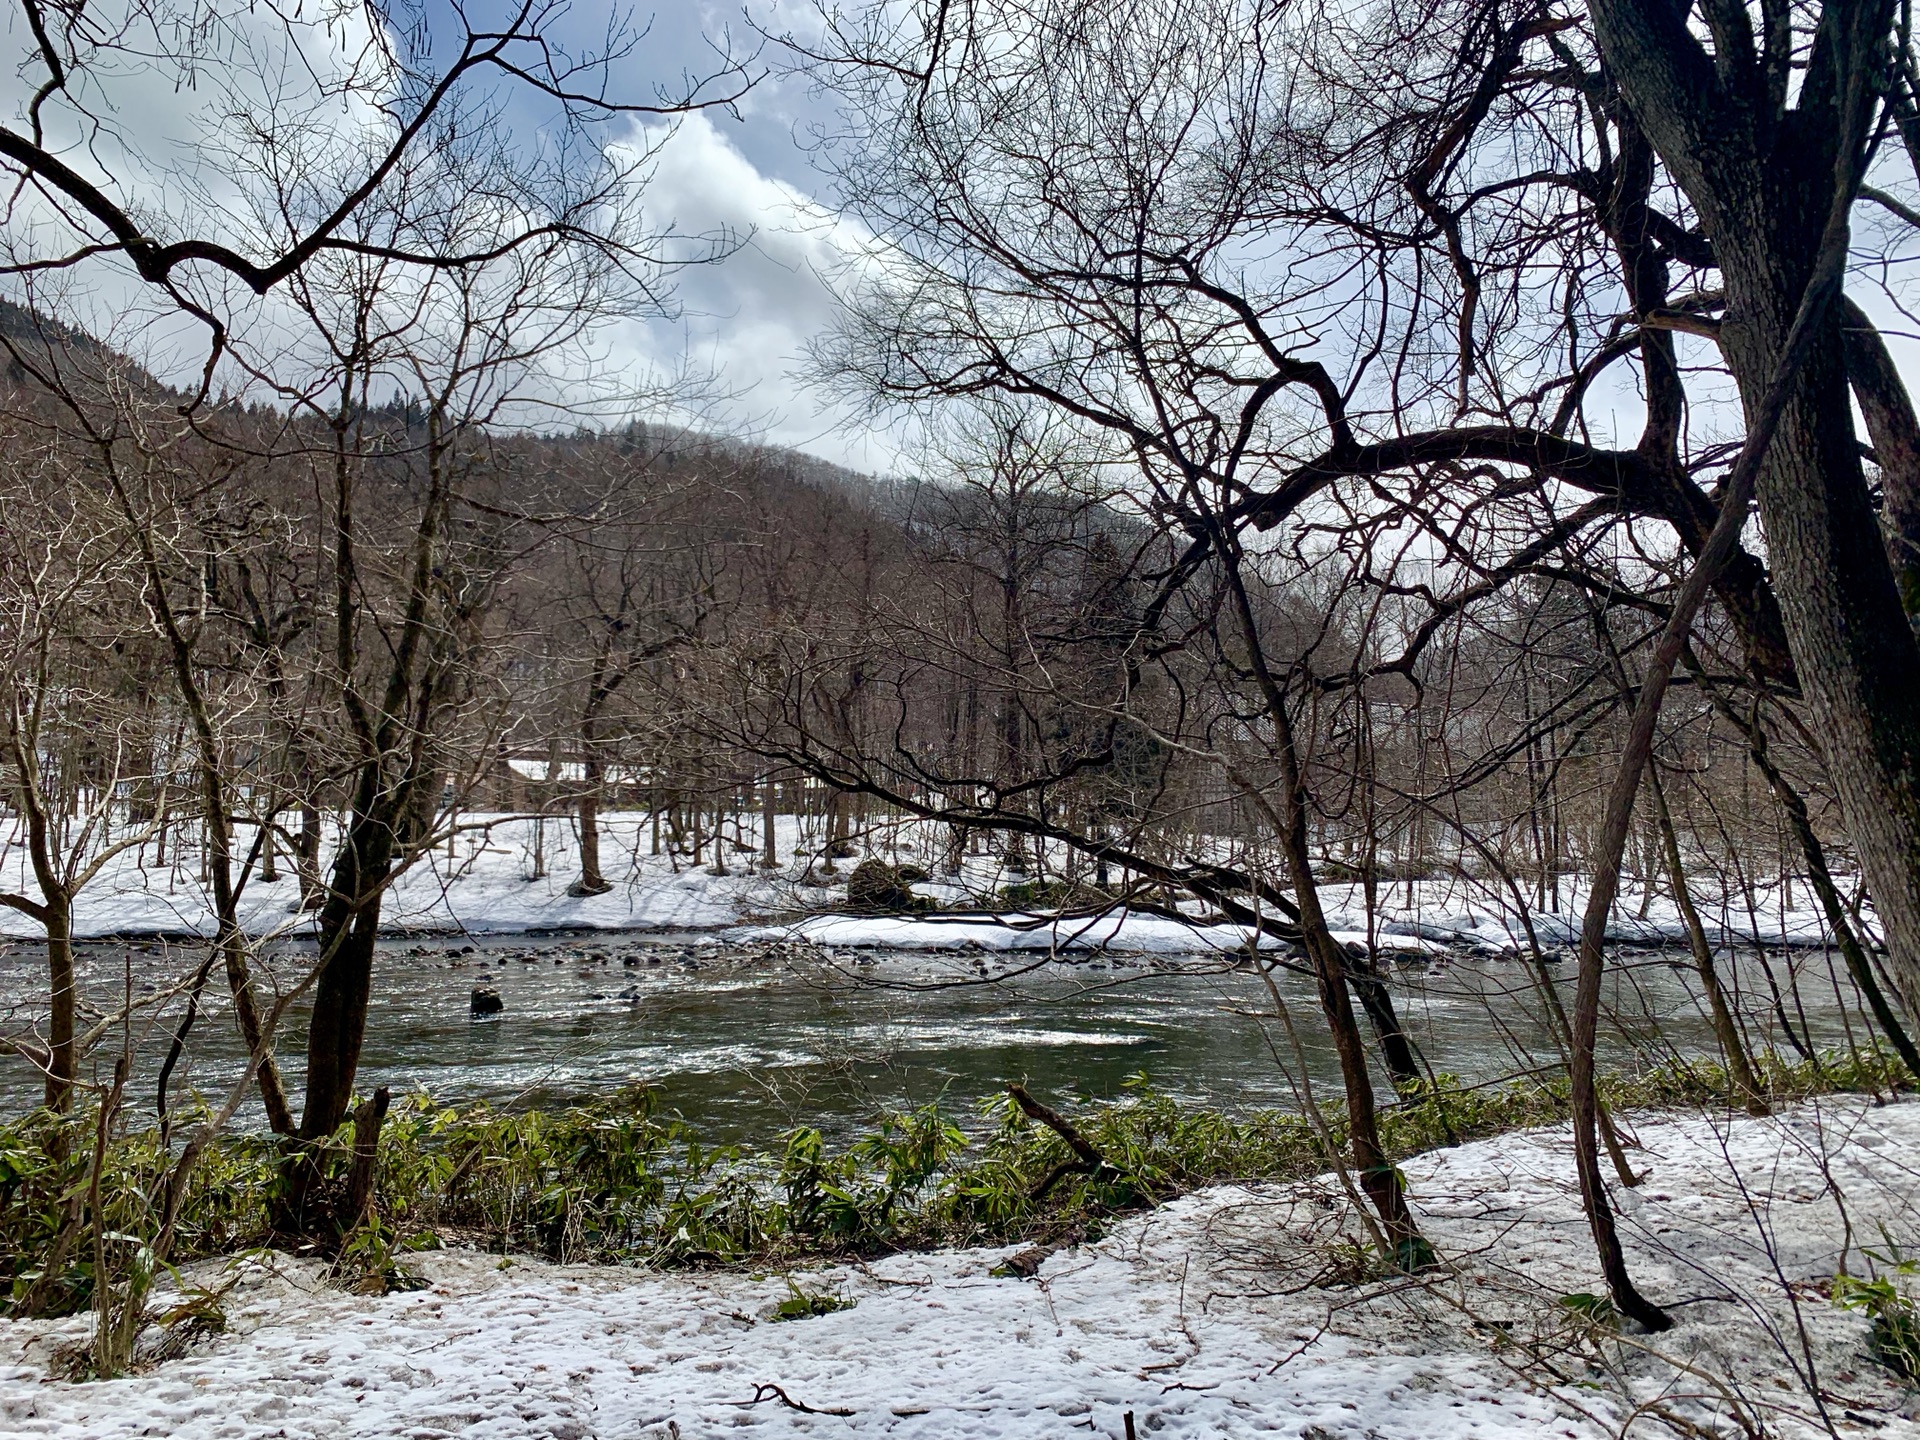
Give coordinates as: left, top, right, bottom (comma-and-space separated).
470, 987, 504, 1018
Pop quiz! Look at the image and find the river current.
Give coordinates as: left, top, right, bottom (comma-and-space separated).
0, 932, 1882, 1143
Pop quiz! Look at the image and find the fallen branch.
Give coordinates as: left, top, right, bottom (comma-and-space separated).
1008, 1084, 1103, 1166
1007, 1083, 1134, 1200
738, 1382, 855, 1417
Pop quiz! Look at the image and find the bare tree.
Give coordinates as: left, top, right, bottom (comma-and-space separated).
0, 0, 754, 381
0, 434, 157, 1109
785, 0, 1920, 1303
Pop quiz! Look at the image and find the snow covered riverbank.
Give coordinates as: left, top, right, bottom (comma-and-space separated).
4, 1099, 1915, 1438
0, 811, 1866, 954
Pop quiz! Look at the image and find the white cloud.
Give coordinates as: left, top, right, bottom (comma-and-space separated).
602, 111, 893, 472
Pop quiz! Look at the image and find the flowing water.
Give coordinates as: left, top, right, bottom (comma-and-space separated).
0, 931, 1884, 1144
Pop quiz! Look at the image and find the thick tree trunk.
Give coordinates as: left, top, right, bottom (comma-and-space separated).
1592, 0, 1920, 1013
284, 907, 381, 1235
1721, 295, 1920, 1013
301, 907, 381, 1141
571, 762, 611, 897
44, 899, 74, 1111
1841, 298, 1920, 619
301, 811, 396, 1141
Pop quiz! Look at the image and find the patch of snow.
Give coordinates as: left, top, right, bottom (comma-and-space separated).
0, 813, 803, 941
0, 810, 1871, 953
743, 909, 1270, 954
4, 1100, 1916, 1437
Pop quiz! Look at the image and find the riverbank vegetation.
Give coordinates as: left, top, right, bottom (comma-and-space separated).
5, 1049, 1908, 1334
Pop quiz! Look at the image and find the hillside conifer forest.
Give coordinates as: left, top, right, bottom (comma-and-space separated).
1, 1, 1919, 1435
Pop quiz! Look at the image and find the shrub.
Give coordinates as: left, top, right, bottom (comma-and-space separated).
1834, 1250, 1920, 1380
2, 1045, 1908, 1317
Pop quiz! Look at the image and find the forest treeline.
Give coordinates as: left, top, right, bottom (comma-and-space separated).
0, 0, 1917, 1348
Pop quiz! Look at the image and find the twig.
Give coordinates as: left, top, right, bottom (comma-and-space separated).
736, 1382, 855, 1416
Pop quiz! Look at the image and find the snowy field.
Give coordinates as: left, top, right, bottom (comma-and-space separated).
0, 809, 1866, 953
3, 1099, 1915, 1438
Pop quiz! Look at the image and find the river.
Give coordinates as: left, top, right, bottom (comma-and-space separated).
0, 932, 1884, 1144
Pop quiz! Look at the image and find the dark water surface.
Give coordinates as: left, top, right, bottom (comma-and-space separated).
0, 932, 1883, 1144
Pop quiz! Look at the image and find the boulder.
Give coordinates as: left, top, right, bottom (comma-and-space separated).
469, 987, 504, 1018
846, 858, 915, 912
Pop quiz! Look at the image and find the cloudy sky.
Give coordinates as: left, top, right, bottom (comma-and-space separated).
12, 1, 1913, 481
0, 0, 893, 471
434, 0, 904, 470
571, 4, 894, 469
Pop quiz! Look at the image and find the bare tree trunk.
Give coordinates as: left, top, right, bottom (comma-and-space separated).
1344, 956, 1423, 1092
44, 897, 74, 1111
762, 770, 780, 869
708, 789, 729, 876
571, 762, 611, 896
822, 788, 849, 870
1648, 769, 1767, 1114
1711, 684, 1920, 1077
344, 1086, 392, 1230
219, 914, 295, 1136
1723, 314, 1920, 1023
1280, 753, 1426, 1258
302, 809, 396, 1144
1594, 0, 1920, 1012
303, 920, 381, 1141
1841, 297, 1920, 619
1215, 529, 1428, 1261
296, 802, 322, 910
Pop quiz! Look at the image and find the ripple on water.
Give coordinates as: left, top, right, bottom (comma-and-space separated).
0, 936, 1878, 1144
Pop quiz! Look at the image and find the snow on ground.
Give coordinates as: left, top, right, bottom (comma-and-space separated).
0, 809, 1866, 952
744, 911, 1454, 956
4, 1099, 1916, 1438
747, 910, 1283, 954
0, 814, 805, 942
